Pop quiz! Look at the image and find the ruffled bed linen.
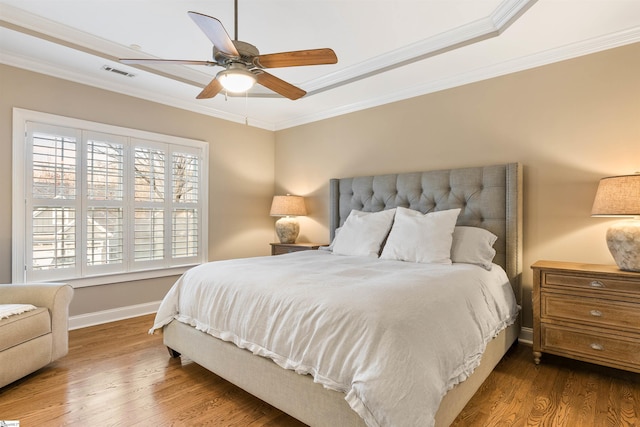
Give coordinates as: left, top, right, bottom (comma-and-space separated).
151, 250, 519, 427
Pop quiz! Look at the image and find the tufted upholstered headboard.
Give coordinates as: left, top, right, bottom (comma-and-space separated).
329, 163, 523, 303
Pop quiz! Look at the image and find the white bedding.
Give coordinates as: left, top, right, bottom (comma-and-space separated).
151, 250, 519, 427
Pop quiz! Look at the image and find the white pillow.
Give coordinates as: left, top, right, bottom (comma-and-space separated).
380, 207, 461, 264
451, 226, 498, 270
331, 209, 396, 257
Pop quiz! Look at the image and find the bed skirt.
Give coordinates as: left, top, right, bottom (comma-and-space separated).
163, 319, 519, 426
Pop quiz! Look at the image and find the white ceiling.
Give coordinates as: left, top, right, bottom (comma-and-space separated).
1, 0, 639, 131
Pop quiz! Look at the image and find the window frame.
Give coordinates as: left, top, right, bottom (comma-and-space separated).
12, 108, 209, 288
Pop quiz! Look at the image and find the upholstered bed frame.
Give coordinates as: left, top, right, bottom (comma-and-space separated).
163, 162, 523, 426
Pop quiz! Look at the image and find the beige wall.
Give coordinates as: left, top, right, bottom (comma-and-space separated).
0, 64, 276, 316
274, 43, 640, 328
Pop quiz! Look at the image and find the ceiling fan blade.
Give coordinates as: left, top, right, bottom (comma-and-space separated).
120, 59, 217, 66
256, 71, 306, 100
188, 11, 239, 57
196, 78, 223, 99
254, 48, 338, 68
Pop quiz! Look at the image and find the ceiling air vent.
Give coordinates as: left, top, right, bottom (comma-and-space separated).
102, 65, 135, 78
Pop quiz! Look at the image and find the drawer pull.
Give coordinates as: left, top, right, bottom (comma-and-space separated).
589, 309, 603, 317
590, 343, 604, 351
590, 280, 605, 288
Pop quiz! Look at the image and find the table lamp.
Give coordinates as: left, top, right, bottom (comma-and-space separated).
591, 174, 640, 271
270, 195, 307, 244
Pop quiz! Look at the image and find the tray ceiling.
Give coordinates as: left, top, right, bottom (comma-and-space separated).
1, 0, 639, 130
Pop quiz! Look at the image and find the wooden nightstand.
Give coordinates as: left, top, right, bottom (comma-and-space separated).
532, 260, 640, 373
270, 243, 326, 256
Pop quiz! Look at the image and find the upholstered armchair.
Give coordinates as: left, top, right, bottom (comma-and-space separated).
0, 283, 74, 388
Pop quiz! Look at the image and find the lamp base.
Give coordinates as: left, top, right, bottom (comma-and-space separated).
606, 219, 640, 272
275, 217, 300, 244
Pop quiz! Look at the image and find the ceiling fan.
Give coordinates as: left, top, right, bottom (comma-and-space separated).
120, 2, 337, 100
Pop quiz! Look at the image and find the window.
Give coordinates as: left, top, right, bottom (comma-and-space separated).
13, 109, 208, 287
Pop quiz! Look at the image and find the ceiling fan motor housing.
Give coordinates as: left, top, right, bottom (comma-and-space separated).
214, 40, 260, 67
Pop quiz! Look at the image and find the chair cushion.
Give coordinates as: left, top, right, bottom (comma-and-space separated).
0, 307, 51, 352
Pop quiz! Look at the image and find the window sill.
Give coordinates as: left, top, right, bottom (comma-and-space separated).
62, 266, 197, 288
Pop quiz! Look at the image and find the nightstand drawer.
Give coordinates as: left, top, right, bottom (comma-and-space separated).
274, 245, 309, 255
544, 272, 640, 294
541, 324, 640, 370
270, 243, 325, 256
541, 294, 640, 332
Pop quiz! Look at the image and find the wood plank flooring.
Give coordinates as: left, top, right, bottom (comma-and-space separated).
452, 337, 640, 426
1, 314, 639, 426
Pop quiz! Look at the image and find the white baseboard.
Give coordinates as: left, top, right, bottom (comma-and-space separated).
69, 301, 161, 330
519, 326, 533, 345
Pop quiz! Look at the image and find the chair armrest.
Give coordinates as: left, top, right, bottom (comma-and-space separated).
0, 283, 74, 360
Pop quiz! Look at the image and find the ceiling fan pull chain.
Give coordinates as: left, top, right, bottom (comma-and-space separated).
245, 91, 249, 125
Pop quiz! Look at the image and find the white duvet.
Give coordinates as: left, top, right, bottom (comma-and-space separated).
151, 250, 518, 427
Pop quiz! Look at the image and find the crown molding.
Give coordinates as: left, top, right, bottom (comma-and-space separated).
0, 4, 216, 88
276, 26, 640, 130
1, 50, 275, 130
305, 0, 536, 93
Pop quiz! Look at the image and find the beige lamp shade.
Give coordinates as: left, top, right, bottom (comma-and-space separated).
591, 174, 640, 216
270, 195, 307, 217
591, 174, 640, 272
270, 195, 307, 244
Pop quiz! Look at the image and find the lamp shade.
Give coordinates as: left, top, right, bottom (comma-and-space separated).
591, 174, 640, 216
270, 195, 307, 217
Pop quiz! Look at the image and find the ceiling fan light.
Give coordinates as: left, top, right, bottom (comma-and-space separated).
217, 66, 256, 93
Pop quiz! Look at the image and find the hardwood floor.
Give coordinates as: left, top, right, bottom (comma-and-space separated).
1, 314, 639, 426
452, 341, 640, 426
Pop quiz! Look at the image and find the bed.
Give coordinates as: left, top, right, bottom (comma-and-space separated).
151, 163, 523, 426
